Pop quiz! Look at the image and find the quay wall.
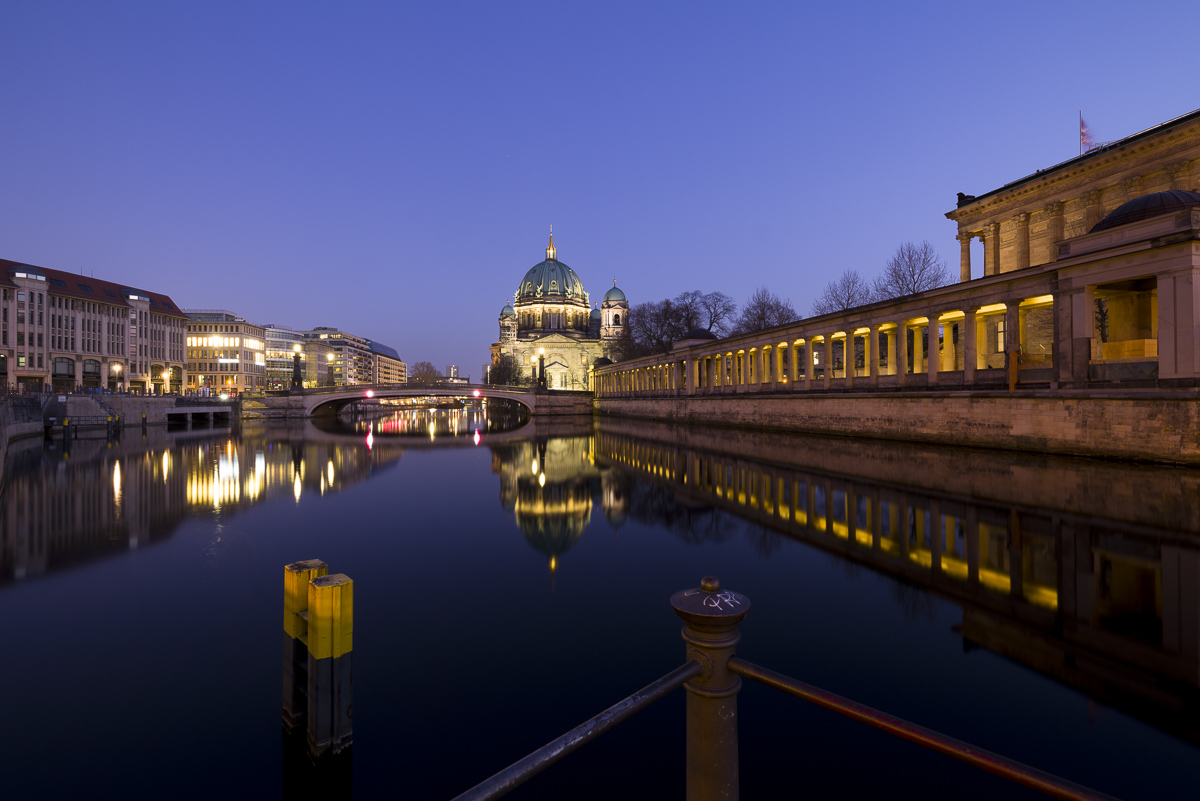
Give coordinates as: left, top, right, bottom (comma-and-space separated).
595, 392, 1200, 464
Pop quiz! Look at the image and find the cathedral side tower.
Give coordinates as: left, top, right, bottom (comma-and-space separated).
600, 281, 628, 341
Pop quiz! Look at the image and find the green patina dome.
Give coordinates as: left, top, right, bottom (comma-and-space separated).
604, 284, 626, 304
501, 303, 516, 318
516, 258, 587, 302
514, 234, 589, 304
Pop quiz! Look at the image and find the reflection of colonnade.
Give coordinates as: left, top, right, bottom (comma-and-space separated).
594, 426, 1200, 742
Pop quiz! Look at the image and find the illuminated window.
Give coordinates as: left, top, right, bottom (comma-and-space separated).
996, 319, 1006, 353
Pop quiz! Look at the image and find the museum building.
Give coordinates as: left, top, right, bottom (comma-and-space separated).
490, 234, 628, 389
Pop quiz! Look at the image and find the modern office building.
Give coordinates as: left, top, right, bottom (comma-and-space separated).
184, 310, 267, 393
445, 364, 459, 379
305, 327, 373, 386
264, 324, 306, 390
0, 258, 187, 393
371, 340, 407, 384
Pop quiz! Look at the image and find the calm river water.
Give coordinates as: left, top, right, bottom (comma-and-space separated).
1, 407, 1197, 800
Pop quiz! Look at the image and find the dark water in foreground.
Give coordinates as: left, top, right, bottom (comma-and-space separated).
1, 409, 1198, 800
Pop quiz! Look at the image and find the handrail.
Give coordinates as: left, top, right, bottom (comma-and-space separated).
451, 661, 702, 801
728, 657, 1120, 801
446, 578, 1124, 801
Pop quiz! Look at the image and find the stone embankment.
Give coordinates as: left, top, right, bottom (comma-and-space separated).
595, 391, 1200, 464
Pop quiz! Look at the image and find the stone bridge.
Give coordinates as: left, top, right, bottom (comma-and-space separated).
241, 383, 593, 420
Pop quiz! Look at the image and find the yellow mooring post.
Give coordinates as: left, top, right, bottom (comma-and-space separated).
281, 560, 353, 759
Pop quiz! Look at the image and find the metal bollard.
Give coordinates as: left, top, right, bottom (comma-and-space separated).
672, 576, 751, 801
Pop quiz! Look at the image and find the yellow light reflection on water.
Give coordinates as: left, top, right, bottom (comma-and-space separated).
294, 475, 302, 503
112, 461, 122, 509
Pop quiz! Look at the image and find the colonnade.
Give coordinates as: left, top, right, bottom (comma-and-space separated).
596, 294, 1056, 399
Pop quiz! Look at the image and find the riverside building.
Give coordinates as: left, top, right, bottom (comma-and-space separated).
0, 258, 187, 393
490, 233, 629, 389
184, 310, 267, 393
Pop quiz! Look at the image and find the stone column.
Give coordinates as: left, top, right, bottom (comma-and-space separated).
896, 324, 908, 386
1043, 201, 1064, 264
775, 344, 784, 389
844, 336, 854, 390
823, 337, 833, 390
912, 324, 924, 373
866, 326, 878, 387
984, 222, 1001, 276
1014, 212, 1031, 271
886, 329, 896, 376
788, 341, 799, 391
964, 307, 978, 384
804, 341, 814, 388
1081, 190, 1103, 232
684, 358, 694, 396
957, 232, 973, 282
1167, 160, 1192, 191
927, 319, 940, 387
1005, 303, 1021, 384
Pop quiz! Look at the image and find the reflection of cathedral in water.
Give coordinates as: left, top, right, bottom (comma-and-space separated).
490, 436, 629, 572
0, 427, 406, 586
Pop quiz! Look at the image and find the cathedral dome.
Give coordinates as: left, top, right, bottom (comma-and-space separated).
603, 284, 626, 303
501, 303, 516, 318
1091, 190, 1200, 232
590, 307, 601, 319
514, 234, 588, 304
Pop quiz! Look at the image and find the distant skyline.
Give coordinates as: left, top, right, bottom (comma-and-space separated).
3, 1, 1198, 372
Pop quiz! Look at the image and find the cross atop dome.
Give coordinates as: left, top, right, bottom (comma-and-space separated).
546, 225, 556, 261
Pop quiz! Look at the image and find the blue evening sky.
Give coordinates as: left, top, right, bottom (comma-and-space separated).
2, 1, 1196, 373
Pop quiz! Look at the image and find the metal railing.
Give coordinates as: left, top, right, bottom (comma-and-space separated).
451, 576, 1121, 801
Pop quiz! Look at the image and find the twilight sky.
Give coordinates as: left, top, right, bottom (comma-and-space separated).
2, 1, 1197, 374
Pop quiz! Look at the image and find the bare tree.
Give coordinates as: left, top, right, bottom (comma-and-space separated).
487, 354, 531, 386
811, 269, 872, 316
730, 286, 799, 335
408, 360, 441, 383
873, 241, 952, 300
627, 299, 685, 356
698, 291, 738, 336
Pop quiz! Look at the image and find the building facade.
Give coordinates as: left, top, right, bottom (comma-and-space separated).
0, 259, 187, 393
184, 310, 267, 393
264, 324, 306, 390
490, 234, 628, 389
370, 340, 407, 384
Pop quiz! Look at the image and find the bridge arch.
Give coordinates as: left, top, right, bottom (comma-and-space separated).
302, 385, 536, 417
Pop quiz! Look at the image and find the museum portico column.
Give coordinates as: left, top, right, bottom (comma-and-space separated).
1013, 212, 1031, 271
984, 222, 1001, 276
788, 341, 799, 392
911, 324, 925, 374
1043, 201, 1064, 263
843, 336, 854, 390
867, 325, 879, 387
823, 336, 833, 390
957, 232, 973, 282
927, 319, 940, 388
964, 307, 979, 385
804, 340, 815, 389
896, 324, 908, 386
885, 328, 896, 376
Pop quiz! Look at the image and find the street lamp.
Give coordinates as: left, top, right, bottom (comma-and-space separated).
111, 363, 122, 392
160, 370, 170, 395
538, 347, 546, 391
292, 344, 303, 389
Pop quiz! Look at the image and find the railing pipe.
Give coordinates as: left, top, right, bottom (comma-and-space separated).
450, 660, 701, 801
727, 657, 1121, 801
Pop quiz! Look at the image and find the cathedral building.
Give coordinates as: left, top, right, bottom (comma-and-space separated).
490, 234, 628, 389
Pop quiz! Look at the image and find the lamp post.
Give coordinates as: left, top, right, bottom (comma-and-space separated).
111, 362, 122, 392
160, 370, 170, 396
538, 347, 546, 391
292, 344, 303, 389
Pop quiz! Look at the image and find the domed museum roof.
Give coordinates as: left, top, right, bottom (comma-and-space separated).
1090, 190, 1200, 232
500, 303, 516, 318
515, 234, 587, 304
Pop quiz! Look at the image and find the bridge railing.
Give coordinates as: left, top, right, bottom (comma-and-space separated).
450, 576, 1120, 801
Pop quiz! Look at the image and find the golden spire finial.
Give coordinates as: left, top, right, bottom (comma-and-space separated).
546, 225, 556, 260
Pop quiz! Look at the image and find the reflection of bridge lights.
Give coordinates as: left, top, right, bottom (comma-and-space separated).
474, 430, 481, 446
539, 472, 546, 487
112, 461, 122, 508
294, 475, 302, 502
531, 459, 538, 474
327, 460, 334, 484
366, 430, 374, 450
